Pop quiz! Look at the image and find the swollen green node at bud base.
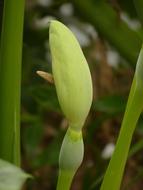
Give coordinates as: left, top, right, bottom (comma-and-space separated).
59, 128, 84, 171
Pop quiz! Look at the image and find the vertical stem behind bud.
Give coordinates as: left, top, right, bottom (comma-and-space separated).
101, 45, 143, 190
0, 0, 25, 166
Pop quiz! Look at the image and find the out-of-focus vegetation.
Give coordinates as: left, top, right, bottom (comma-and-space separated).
1, 0, 143, 189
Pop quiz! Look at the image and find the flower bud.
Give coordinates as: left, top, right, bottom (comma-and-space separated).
49, 21, 93, 130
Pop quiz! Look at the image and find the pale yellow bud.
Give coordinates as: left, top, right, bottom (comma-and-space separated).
49, 21, 93, 130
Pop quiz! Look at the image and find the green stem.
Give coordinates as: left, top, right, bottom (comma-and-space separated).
0, 0, 25, 166
100, 76, 143, 190
56, 128, 84, 190
100, 46, 143, 190
57, 170, 75, 190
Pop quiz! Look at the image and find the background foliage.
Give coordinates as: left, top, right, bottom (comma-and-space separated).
1, 0, 143, 189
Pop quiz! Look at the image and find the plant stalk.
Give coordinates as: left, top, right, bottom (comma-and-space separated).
56, 128, 84, 190
0, 0, 25, 166
100, 46, 143, 190
57, 170, 75, 190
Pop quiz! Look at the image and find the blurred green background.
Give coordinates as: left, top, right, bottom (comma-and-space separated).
1, 0, 143, 189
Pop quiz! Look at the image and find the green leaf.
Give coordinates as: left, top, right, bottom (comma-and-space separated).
72, 0, 142, 66
0, 159, 31, 190
134, 0, 143, 23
